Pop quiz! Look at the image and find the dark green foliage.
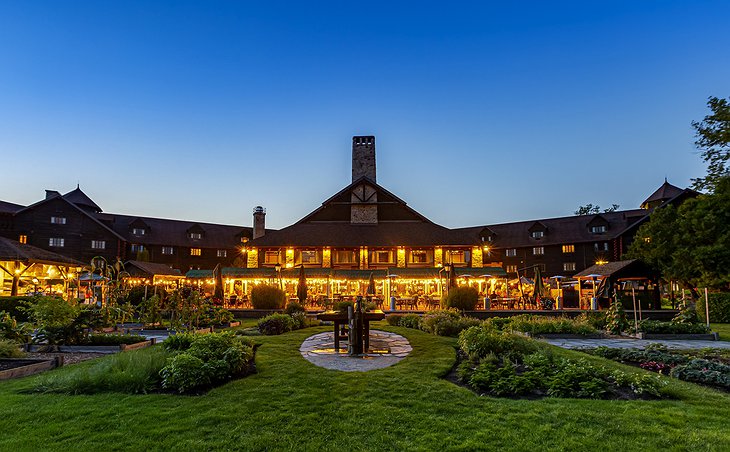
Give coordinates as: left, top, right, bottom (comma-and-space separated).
698, 292, 730, 323
0, 338, 25, 358
22, 297, 104, 345
386, 314, 403, 326
591, 346, 689, 367
481, 317, 513, 331
442, 286, 479, 311
671, 359, 730, 389
0, 311, 30, 343
458, 326, 539, 361
691, 96, 730, 192
162, 333, 197, 351
420, 309, 480, 337
577, 311, 607, 330
605, 298, 628, 335
250, 285, 286, 309
284, 301, 305, 315
508, 315, 597, 336
289, 312, 307, 330
257, 313, 295, 335
160, 332, 255, 393
0, 297, 33, 321
83, 334, 147, 346
637, 320, 711, 334
334, 300, 353, 312
399, 314, 422, 330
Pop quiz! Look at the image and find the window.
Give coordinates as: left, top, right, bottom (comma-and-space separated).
369, 250, 394, 264
409, 249, 433, 264
591, 225, 607, 234
299, 250, 320, 264
131, 244, 145, 253
132, 228, 145, 235
333, 250, 356, 264
532, 247, 544, 255
594, 242, 609, 252
264, 251, 281, 264
91, 240, 106, 250
50, 216, 66, 225
49, 237, 64, 247
190, 248, 201, 256
505, 249, 517, 257
189, 232, 202, 240
217, 250, 227, 258
162, 246, 174, 255
506, 265, 517, 273
18, 235, 27, 244
531, 231, 544, 239
562, 244, 575, 253
447, 250, 467, 264
563, 262, 576, 272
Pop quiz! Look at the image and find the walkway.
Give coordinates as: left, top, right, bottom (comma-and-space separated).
544, 338, 730, 350
299, 330, 412, 372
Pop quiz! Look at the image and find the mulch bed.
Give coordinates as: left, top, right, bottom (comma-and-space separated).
26, 352, 105, 366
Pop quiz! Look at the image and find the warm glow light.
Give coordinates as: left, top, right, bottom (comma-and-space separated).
596, 260, 609, 265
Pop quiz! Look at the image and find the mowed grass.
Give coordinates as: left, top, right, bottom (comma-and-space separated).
0, 323, 729, 451
711, 323, 730, 341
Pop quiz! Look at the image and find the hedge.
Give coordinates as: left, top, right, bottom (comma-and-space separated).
697, 292, 730, 324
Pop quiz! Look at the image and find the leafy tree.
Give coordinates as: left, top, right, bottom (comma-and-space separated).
574, 203, 620, 215
691, 96, 730, 192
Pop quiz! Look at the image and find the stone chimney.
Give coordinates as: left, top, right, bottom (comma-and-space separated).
352, 136, 376, 182
253, 206, 266, 239
45, 190, 60, 199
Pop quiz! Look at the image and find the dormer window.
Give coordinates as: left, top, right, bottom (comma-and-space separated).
51, 216, 67, 225
189, 232, 202, 240
591, 225, 607, 234
132, 228, 145, 235
531, 231, 544, 239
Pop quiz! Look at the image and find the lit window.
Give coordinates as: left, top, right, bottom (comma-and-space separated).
409, 249, 433, 264
333, 250, 356, 264
162, 246, 174, 255
49, 237, 64, 247
591, 225, 607, 234
299, 250, 320, 264
594, 242, 609, 252
447, 250, 467, 264
533, 247, 544, 255
91, 240, 106, 250
190, 248, 202, 256
131, 244, 145, 253
505, 249, 517, 257
506, 265, 517, 273
132, 228, 145, 235
369, 250, 394, 264
189, 232, 202, 240
264, 251, 281, 264
562, 244, 575, 253
563, 262, 576, 271
531, 231, 544, 239
217, 249, 227, 258
18, 235, 27, 244
50, 216, 66, 225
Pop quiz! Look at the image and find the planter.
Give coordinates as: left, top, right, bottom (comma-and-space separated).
0, 357, 63, 380
213, 321, 241, 330
632, 332, 720, 341
25, 339, 155, 354
528, 333, 605, 339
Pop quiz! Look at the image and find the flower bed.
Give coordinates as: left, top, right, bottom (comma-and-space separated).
507, 315, 599, 337
454, 326, 666, 399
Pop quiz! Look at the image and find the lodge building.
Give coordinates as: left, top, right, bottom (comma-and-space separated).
0, 135, 694, 300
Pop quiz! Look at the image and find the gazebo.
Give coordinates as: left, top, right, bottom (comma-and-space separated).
574, 259, 660, 310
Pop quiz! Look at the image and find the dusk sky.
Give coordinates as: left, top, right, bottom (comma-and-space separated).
1, 1, 728, 230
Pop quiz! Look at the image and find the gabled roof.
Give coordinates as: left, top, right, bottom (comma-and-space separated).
574, 259, 655, 280
641, 180, 684, 209
0, 200, 24, 214
124, 260, 182, 277
0, 237, 84, 266
63, 186, 102, 213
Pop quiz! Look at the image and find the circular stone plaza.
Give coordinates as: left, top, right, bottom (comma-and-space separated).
299, 330, 413, 372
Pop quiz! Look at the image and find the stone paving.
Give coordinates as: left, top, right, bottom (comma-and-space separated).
299, 330, 412, 372
544, 338, 730, 350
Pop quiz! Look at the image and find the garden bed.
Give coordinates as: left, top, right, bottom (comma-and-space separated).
631, 332, 719, 341
25, 339, 155, 354
526, 332, 606, 339
0, 357, 62, 380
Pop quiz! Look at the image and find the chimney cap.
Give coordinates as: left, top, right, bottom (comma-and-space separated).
253, 206, 266, 214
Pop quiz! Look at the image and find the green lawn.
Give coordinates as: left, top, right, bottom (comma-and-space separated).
711, 323, 730, 341
1, 323, 729, 451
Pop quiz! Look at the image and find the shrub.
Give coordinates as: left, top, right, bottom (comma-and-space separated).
160, 353, 209, 392
508, 315, 598, 336
22, 296, 88, 345
442, 286, 479, 311
637, 320, 710, 334
250, 285, 286, 310
399, 314, 422, 329
697, 292, 730, 323
163, 333, 197, 351
257, 313, 295, 335
386, 314, 403, 326
0, 296, 33, 321
670, 359, 730, 389
290, 312, 307, 330
83, 334, 147, 346
0, 311, 31, 343
285, 301, 305, 315
458, 326, 540, 361
334, 301, 354, 313
605, 298, 628, 335
482, 317, 513, 331
0, 339, 25, 358
421, 309, 480, 337
576, 312, 607, 330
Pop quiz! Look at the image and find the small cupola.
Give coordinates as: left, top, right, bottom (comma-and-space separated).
129, 218, 150, 236
186, 224, 206, 240
528, 221, 547, 240
587, 215, 609, 234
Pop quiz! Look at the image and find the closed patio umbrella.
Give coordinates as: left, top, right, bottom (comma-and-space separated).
366, 272, 376, 298
297, 264, 308, 304
533, 266, 547, 302
213, 264, 224, 301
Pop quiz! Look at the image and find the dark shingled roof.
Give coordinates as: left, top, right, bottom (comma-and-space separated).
452, 209, 649, 248
63, 186, 102, 213
574, 259, 656, 280
124, 260, 182, 277
0, 237, 84, 266
641, 180, 684, 208
96, 212, 254, 248
0, 200, 24, 214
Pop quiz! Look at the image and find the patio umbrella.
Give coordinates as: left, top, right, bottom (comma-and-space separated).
365, 272, 376, 298
213, 264, 224, 301
297, 265, 308, 304
533, 267, 547, 302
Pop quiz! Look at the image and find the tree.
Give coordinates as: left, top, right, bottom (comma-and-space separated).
574, 203, 620, 215
691, 96, 730, 192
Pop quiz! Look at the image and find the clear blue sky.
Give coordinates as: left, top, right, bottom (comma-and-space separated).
1, 1, 728, 229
